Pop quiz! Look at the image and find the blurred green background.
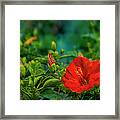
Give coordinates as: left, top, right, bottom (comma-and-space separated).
20, 20, 100, 100
20, 20, 100, 61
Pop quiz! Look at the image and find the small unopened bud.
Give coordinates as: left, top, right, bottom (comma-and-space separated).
24, 36, 37, 45
48, 52, 55, 67
80, 52, 84, 57
54, 51, 59, 56
51, 41, 56, 51
60, 48, 64, 54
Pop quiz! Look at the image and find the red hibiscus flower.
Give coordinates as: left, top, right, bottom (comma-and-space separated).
48, 52, 55, 67
62, 56, 100, 93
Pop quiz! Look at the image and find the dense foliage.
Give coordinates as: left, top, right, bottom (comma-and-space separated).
20, 20, 100, 100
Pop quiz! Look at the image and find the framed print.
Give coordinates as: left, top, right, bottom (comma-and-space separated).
0, 0, 120, 119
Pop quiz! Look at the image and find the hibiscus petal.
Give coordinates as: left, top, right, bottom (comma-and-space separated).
66, 62, 79, 79
89, 60, 100, 74
63, 79, 81, 93
73, 56, 90, 76
89, 72, 100, 86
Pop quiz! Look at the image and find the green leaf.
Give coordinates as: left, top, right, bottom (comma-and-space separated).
40, 89, 62, 100
43, 79, 59, 87
29, 77, 34, 86
34, 76, 41, 86
28, 60, 45, 76
22, 57, 27, 64
38, 78, 60, 90
20, 80, 24, 85
20, 64, 26, 77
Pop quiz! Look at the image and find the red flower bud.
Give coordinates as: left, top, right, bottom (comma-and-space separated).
48, 52, 55, 67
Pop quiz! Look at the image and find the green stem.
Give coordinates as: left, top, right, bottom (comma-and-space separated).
37, 86, 44, 91
60, 55, 77, 59
36, 76, 45, 89
37, 76, 53, 89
